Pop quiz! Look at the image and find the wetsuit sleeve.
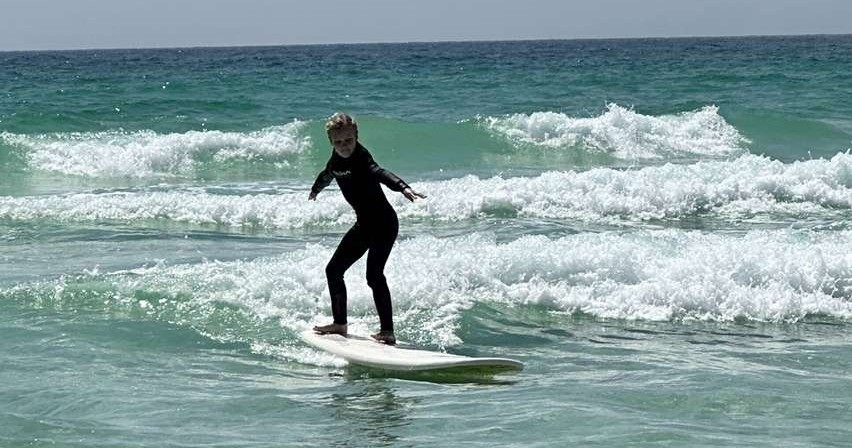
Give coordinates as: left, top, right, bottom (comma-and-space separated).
311, 166, 334, 195
364, 151, 409, 192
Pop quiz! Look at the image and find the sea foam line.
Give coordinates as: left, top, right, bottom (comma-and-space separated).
482, 104, 748, 159
0, 153, 849, 227
0, 121, 310, 177
8, 229, 851, 352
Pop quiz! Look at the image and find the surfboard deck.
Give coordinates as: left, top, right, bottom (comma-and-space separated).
300, 330, 523, 373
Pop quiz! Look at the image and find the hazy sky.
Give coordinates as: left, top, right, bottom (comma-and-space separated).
1, 0, 851, 51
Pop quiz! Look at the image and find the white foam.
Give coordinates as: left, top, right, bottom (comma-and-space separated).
0, 121, 310, 177
62, 229, 852, 347
9, 228, 849, 366
472, 231, 852, 323
399, 152, 852, 223
251, 341, 346, 368
220, 229, 851, 325
1, 153, 849, 227
0, 187, 355, 228
482, 104, 747, 159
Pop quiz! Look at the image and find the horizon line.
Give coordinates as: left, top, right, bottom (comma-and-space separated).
1, 32, 850, 53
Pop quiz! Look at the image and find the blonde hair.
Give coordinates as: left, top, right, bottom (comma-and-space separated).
325, 112, 358, 135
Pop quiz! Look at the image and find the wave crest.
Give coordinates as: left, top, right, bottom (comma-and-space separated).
1, 153, 849, 227
482, 104, 748, 159
6, 230, 850, 354
0, 121, 311, 178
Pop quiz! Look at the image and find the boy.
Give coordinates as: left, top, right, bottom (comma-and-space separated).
309, 113, 425, 345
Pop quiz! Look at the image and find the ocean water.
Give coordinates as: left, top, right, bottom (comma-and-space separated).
1, 36, 851, 447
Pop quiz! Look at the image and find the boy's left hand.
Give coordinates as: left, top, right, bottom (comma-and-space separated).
403, 188, 427, 202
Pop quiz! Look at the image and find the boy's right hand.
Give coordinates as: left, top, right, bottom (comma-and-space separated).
308, 191, 318, 201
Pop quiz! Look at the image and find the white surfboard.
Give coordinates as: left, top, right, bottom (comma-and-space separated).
300, 330, 523, 373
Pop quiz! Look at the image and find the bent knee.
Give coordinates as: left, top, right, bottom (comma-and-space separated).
366, 271, 387, 288
326, 263, 344, 280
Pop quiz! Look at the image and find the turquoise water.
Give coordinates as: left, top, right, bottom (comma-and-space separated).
1, 36, 851, 447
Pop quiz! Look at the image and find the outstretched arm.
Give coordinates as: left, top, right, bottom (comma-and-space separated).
309, 168, 334, 200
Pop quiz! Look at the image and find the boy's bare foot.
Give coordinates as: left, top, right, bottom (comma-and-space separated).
371, 330, 396, 346
313, 323, 348, 335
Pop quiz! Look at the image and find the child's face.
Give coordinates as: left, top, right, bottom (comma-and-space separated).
328, 126, 357, 158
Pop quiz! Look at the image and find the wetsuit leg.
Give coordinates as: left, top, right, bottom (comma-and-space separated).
325, 224, 369, 325
365, 214, 399, 332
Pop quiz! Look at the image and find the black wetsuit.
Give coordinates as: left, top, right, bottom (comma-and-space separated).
311, 143, 409, 332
